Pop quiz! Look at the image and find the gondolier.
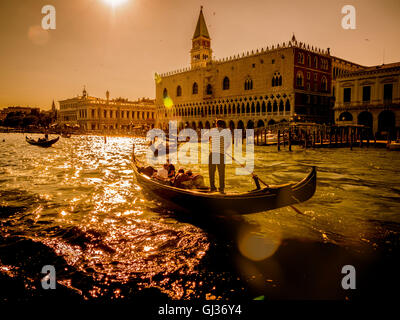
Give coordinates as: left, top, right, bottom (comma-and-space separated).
208, 120, 231, 193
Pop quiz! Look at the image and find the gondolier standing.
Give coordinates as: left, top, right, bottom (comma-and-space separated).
208, 120, 231, 193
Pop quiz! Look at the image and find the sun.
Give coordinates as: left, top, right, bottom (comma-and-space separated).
103, 0, 128, 7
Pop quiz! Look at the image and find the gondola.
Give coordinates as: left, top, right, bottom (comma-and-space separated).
132, 153, 317, 215
26, 136, 59, 147
387, 141, 400, 151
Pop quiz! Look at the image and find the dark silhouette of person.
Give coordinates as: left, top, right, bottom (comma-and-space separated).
208, 120, 230, 193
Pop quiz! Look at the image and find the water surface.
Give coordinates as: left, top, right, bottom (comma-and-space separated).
1, 133, 399, 301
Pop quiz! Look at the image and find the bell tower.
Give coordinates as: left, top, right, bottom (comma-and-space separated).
191, 6, 212, 68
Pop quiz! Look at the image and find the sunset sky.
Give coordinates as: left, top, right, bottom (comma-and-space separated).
0, 0, 399, 109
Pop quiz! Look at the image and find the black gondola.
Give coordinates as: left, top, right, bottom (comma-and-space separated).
26, 136, 59, 147
132, 154, 317, 215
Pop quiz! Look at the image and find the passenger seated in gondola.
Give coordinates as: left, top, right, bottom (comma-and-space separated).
190, 172, 207, 189
152, 163, 169, 182
172, 169, 190, 188
138, 166, 156, 178
173, 169, 206, 189
166, 161, 175, 178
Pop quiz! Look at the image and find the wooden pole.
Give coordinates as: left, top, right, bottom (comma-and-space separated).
340, 127, 343, 146
288, 130, 292, 151
350, 128, 353, 150
304, 130, 308, 148
334, 128, 338, 145
277, 130, 281, 151
313, 131, 316, 148
283, 131, 286, 147
256, 129, 259, 145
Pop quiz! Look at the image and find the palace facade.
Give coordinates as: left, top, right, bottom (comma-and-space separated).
155, 7, 362, 131
334, 62, 400, 139
58, 88, 156, 132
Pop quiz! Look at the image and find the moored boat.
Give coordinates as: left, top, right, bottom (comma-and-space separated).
132, 154, 317, 215
26, 136, 59, 147
387, 141, 400, 151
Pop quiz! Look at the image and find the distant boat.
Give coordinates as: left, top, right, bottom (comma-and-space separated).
266, 133, 278, 144
26, 136, 59, 147
387, 141, 400, 151
61, 133, 71, 138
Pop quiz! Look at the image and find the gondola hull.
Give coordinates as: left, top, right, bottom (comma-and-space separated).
26, 136, 59, 147
132, 158, 316, 215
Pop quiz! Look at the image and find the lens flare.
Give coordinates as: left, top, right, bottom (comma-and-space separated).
163, 96, 174, 108
238, 232, 280, 261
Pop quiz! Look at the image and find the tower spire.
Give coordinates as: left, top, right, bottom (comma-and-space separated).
193, 6, 210, 39
191, 7, 212, 68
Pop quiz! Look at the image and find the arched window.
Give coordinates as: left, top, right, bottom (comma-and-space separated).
163, 88, 168, 98
314, 56, 318, 68
245, 79, 253, 90
296, 72, 304, 87
267, 101, 272, 113
321, 76, 327, 91
223, 77, 230, 90
176, 85, 182, 97
206, 84, 212, 95
285, 100, 291, 112
298, 53, 304, 64
272, 74, 282, 87
273, 101, 278, 112
192, 82, 198, 94
279, 100, 284, 112
307, 55, 311, 67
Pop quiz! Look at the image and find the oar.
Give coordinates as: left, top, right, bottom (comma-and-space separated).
224, 152, 268, 187
225, 152, 306, 216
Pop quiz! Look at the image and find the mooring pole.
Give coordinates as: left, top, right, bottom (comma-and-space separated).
277, 130, 281, 151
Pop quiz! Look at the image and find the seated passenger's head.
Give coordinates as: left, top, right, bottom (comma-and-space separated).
178, 168, 184, 174
186, 170, 193, 177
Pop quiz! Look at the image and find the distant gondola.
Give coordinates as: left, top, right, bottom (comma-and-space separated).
26, 136, 59, 147
132, 153, 317, 215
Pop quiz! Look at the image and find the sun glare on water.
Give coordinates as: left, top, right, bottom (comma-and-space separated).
103, 0, 128, 7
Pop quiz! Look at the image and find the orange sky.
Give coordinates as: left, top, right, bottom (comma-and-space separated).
0, 0, 399, 109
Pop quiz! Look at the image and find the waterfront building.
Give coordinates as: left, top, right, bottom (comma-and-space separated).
58, 88, 156, 131
1, 106, 40, 116
155, 7, 361, 131
334, 62, 400, 139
